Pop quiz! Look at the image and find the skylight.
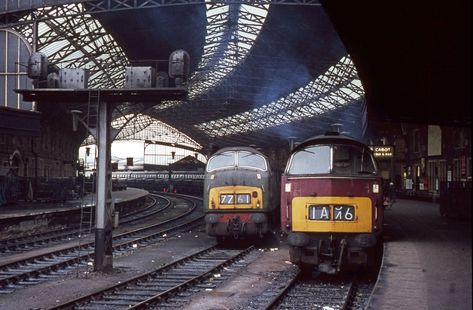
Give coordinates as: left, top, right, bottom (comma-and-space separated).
195, 56, 364, 137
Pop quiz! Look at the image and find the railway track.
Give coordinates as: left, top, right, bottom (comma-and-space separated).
50, 245, 255, 310
0, 194, 168, 256
271, 278, 355, 309
0, 195, 203, 294
238, 268, 376, 310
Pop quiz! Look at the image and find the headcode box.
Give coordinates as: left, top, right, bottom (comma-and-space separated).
125, 67, 156, 88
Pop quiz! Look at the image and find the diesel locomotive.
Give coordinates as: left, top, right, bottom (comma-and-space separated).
203, 146, 278, 241
281, 131, 384, 274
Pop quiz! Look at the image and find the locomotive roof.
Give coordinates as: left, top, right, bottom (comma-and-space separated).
211, 146, 267, 158
292, 131, 369, 153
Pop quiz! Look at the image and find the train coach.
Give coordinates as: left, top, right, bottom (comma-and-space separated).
203, 146, 278, 242
281, 130, 385, 274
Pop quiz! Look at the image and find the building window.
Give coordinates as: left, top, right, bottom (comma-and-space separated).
0, 29, 33, 110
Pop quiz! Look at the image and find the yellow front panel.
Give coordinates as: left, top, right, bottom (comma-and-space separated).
209, 186, 263, 210
292, 196, 373, 233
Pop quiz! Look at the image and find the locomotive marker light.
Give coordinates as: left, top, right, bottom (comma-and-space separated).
285, 183, 291, 192
373, 183, 379, 193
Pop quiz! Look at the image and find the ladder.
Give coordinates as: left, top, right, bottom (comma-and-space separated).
79, 172, 95, 234
76, 90, 100, 276
78, 90, 100, 235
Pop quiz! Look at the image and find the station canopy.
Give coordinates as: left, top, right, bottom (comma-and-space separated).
2, 1, 366, 153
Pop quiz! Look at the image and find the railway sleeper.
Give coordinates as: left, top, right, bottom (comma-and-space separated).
103, 295, 151, 301
113, 290, 157, 296
89, 300, 135, 306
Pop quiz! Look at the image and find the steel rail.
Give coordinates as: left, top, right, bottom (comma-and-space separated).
0, 194, 163, 257
0, 195, 203, 293
50, 245, 254, 310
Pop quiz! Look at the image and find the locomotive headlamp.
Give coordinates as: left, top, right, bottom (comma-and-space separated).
256, 173, 261, 179
210, 174, 215, 180
372, 183, 379, 193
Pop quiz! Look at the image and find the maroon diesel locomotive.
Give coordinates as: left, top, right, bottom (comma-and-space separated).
281, 131, 385, 274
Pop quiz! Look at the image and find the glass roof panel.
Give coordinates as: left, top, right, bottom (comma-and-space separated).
195, 56, 364, 137
15, 3, 129, 89
186, 4, 268, 100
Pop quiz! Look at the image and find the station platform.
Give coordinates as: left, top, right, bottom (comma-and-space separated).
0, 187, 149, 220
367, 199, 472, 310
0, 188, 149, 242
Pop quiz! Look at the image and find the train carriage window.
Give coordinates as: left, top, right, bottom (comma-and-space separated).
237, 151, 267, 171
206, 151, 235, 171
287, 146, 331, 174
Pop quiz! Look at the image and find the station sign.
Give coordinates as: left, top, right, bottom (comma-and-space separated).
369, 146, 394, 158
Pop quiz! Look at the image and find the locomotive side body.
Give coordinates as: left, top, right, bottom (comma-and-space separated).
203, 147, 276, 240
281, 133, 384, 274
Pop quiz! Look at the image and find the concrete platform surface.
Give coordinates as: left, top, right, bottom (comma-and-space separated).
0, 187, 148, 219
367, 199, 471, 310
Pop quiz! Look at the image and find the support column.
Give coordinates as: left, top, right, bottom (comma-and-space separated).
31, 17, 38, 111
32, 17, 38, 53
94, 101, 113, 272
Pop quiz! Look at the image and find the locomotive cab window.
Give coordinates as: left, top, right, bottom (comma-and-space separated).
332, 145, 377, 175
286, 144, 378, 176
357, 147, 377, 174
207, 150, 268, 172
286, 146, 331, 174
206, 151, 235, 171
333, 145, 352, 174
238, 151, 267, 171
